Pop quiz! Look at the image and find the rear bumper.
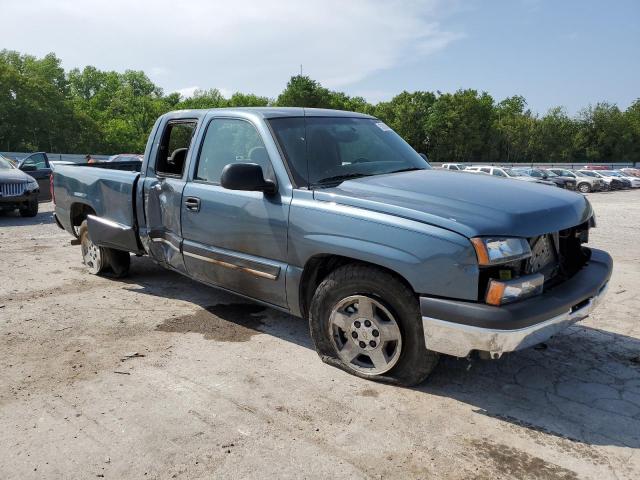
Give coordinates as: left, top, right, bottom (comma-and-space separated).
420, 248, 612, 358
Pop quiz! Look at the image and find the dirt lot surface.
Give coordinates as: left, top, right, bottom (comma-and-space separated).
1, 192, 639, 479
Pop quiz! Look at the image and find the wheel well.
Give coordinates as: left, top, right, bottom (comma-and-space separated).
298, 254, 415, 319
69, 203, 96, 235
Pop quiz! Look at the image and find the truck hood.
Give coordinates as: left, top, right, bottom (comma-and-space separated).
314, 170, 592, 238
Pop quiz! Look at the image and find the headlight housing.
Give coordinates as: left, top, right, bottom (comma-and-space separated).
26, 178, 39, 191
471, 237, 531, 266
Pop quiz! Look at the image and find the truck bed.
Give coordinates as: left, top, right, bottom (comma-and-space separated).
53, 164, 141, 247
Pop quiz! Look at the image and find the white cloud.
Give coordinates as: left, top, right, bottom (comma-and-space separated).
173, 86, 200, 99
1, 0, 461, 99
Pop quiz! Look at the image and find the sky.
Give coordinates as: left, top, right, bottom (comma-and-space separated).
1, 0, 638, 114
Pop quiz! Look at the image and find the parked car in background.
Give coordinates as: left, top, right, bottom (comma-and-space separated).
14, 152, 53, 201
107, 154, 143, 163
546, 168, 604, 193
51, 107, 612, 385
609, 170, 640, 188
0, 155, 40, 216
620, 167, 640, 177
512, 167, 575, 190
465, 166, 556, 187
577, 170, 623, 191
582, 165, 610, 170
440, 163, 465, 171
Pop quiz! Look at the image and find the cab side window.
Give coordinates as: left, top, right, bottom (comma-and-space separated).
493, 169, 506, 177
195, 118, 273, 184
156, 121, 197, 177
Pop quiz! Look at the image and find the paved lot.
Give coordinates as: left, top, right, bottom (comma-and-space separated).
1, 191, 639, 479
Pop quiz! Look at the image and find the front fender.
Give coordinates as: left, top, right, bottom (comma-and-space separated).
288, 195, 479, 301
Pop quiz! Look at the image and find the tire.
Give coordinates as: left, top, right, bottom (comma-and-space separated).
577, 183, 591, 193
20, 200, 38, 217
78, 220, 131, 277
309, 264, 439, 386
79, 220, 108, 275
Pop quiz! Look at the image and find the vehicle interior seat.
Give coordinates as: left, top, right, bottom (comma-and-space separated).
307, 129, 341, 181
168, 148, 188, 175
248, 146, 273, 177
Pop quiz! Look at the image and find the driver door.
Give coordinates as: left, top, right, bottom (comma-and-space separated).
180, 117, 290, 307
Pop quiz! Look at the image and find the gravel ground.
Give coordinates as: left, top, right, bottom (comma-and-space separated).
0, 191, 639, 479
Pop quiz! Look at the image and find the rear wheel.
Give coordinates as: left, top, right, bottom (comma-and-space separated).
79, 220, 107, 274
78, 220, 131, 277
309, 264, 439, 386
577, 183, 591, 193
20, 200, 38, 217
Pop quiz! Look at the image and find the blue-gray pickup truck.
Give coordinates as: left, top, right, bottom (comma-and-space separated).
52, 108, 612, 385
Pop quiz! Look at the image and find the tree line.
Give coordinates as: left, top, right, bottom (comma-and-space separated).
1, 50, 638, 163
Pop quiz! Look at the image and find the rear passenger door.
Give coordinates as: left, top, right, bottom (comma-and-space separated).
142, 119, 198, 273
180, 117, 290, 308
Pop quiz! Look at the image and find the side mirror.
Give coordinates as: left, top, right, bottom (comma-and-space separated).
20, 164, 37, 172
220, 163, 277, 194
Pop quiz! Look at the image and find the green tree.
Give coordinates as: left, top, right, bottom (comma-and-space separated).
425, 90, 495, 163
574, 103, 629, 162
276, 75, 331, 108
375, 91, 436, 152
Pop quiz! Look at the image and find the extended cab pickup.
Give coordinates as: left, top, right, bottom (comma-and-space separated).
52, 108, 612, 385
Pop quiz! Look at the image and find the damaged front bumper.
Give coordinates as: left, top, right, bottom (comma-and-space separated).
420, 248, 612, 358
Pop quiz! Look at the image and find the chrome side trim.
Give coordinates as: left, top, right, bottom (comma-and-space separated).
422, 283, 608, 358
183, 250, 278, 280
150, 237, 180, 252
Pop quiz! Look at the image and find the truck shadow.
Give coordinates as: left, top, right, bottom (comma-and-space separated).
0, 208, 55, 227
124, 256, 640, 449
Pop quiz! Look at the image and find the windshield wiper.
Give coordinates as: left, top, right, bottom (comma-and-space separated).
387, 167, 425, 174
314, 172, 373, 186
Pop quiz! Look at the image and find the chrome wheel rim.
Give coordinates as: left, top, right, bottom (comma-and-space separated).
329, 295, 402, 375
81, 233, 102, 274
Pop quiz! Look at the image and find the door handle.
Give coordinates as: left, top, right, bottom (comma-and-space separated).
184, 197, 201, 212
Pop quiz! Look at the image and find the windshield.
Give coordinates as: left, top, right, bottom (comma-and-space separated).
579, 171, 598, 177
0, 156, 15, 169
503, 168, 524, 177
544, 170, 558, 177
268, 117, 430, 187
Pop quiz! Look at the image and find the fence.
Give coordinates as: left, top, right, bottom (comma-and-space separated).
2, 151, 638, 170
1, 152, 112, 163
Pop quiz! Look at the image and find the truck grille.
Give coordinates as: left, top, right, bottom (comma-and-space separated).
1, 182, 27, 197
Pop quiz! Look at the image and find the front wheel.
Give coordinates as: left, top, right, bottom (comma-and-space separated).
20, 200, 38, 217
309, 264, 439, 386
577, 183, 591, 193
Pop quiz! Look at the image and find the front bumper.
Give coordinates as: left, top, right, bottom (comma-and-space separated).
0, 191, 36, 209
421, 248, 612, 358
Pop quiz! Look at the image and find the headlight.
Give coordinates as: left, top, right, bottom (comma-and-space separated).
26, 179, 39, 191
486, 273, 544, 306
471, 237, 531, 266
